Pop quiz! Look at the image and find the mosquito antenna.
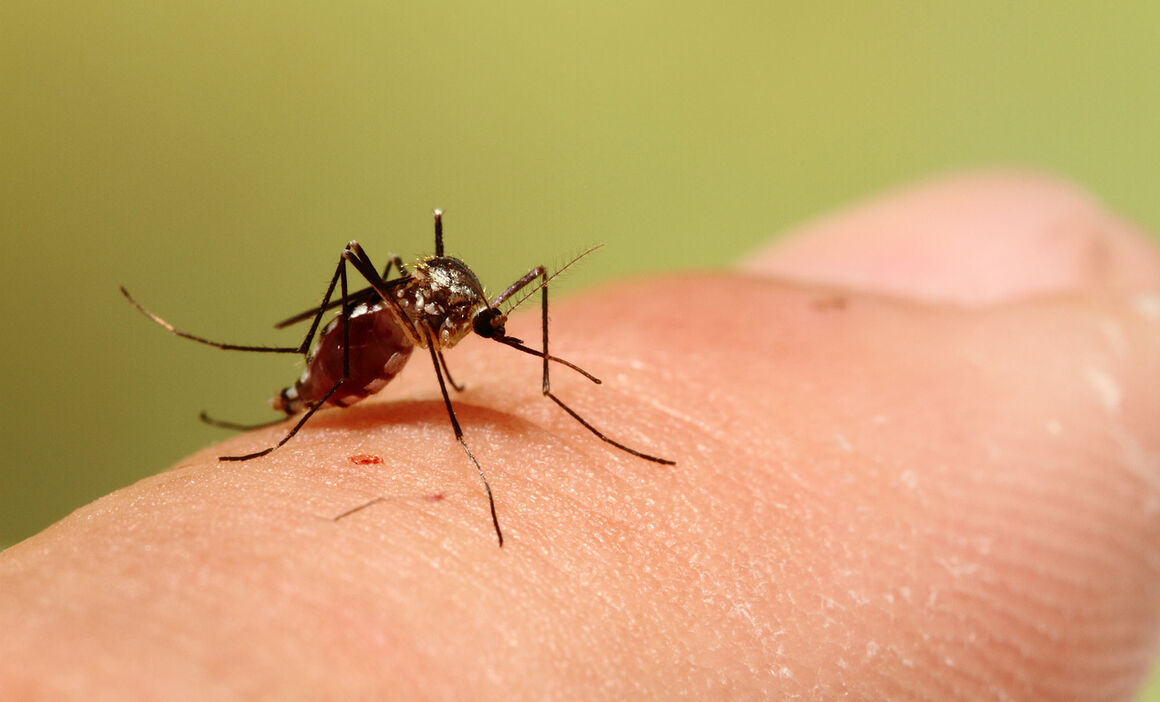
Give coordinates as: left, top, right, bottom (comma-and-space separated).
503, 244, 604, 313
433, 209, 444, 257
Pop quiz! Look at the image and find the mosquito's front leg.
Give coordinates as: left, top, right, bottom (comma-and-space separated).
534, 271, 675, 466
437, 349, 466, 392
424, 328, 504, 547
490, 265, 546, 309
485, 263, 672, 463
488, 265, 600, 385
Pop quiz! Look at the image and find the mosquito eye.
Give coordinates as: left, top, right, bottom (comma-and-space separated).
473, 308, 504, 338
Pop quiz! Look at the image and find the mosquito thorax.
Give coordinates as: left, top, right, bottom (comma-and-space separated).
394, 256, 489, 349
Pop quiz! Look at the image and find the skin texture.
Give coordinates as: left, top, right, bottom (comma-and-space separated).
1, 172, 1158, 700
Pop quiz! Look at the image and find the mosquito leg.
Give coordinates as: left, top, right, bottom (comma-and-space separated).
425, 329, 503, 547
121, 287, 301, 354
220, 257, 353, 461
536, 278, 676, 465
437, 349, 466, 392
273, 289, 369, 329
486, 264, 601, 384
488, 245, 602, 310
327, 253, 396, 521
199, 411, 288, 432
490, 265, 545, 308
324, 246, 406, 297
282, 240, 399, 341
496, 337, 601, 384
387, 254, 408, 277
339, 256, 351, 376
292, 250, 356, 355
218, 378, 346, 461
274, 253, 407, 330
340, 242, 430, 348
343, 242, 399, 302
262, 240, 409, 342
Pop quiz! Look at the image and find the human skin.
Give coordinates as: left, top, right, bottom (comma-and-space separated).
1, 173, 1157, 700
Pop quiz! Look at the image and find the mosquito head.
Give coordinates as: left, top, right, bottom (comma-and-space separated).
472, 306, 507, 339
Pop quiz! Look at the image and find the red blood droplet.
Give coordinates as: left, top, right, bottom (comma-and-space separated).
425, 493, 445, 502
348, 454, 382, 465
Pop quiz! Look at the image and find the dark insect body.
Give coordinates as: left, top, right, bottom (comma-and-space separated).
122, 210, 673, 547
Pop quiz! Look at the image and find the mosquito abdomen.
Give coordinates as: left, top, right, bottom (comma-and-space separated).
273, 302, 415, 414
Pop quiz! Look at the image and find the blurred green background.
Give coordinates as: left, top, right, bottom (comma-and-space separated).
2, 2, 1158, 696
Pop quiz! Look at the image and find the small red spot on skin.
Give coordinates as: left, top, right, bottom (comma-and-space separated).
425, 493, 445, 502
348, 454, 382, 465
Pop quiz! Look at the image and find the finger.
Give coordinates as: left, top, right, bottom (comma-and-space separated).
745, 171, 1160, 302
1, 176, 1157, 699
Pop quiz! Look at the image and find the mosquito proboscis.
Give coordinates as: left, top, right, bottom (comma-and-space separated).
121, 210, 673, 547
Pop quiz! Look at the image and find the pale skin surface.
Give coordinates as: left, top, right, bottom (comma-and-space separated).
1, 173, 1158, 700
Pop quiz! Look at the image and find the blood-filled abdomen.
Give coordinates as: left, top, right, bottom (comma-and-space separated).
272, 302, 415, 414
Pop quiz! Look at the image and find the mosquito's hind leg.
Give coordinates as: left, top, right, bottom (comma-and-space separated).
121, 286, 302, 355
214, 240, 413, 461
161, 243, 360, 443
199, 411, 288, 432
218, 379, 347, 461
218, 247, 361, 460
121, 232, 362, 359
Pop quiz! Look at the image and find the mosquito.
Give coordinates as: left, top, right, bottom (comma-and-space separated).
121, 210, 673, 547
